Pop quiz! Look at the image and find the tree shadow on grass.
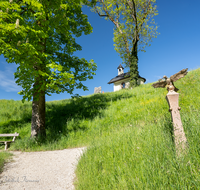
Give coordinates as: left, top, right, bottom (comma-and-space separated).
162, 115, 175, 148
0, 113, 31, 135
0, 91, 134, 143
45, 92, 134, 142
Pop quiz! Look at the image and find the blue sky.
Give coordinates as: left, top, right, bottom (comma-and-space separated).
0, 0, 200, 101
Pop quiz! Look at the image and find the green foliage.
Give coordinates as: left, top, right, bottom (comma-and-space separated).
93, 0, 159, 87
93, 0, 159, 67
0, 0, 97, 101
130, 50, 139, 87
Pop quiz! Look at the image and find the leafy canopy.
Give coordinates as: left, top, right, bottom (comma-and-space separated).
93, 0, 159, 67
0, 0, 97, 101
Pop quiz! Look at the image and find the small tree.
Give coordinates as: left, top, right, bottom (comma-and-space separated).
93, 0, 158, 87
0, 0, 97, 138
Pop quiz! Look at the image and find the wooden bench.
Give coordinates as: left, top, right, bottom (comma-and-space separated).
0, 132, 19, 150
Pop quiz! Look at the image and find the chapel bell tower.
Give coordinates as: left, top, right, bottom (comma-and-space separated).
117, 64, 124, 75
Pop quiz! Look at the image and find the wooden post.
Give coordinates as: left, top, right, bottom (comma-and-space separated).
166, 90, 187, 155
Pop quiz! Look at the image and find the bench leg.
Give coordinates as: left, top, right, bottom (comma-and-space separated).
5, 142, 8, 150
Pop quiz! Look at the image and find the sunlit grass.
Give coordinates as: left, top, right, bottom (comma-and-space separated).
76, 110, 200, 189
0, 151, 13, 173
0, 68, 200, 188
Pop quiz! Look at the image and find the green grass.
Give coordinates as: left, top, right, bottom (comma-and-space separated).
0, 151, 13, 173
0, 68, 200, 189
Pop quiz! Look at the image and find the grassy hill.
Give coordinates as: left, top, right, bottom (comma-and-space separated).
0, 68, 200, 189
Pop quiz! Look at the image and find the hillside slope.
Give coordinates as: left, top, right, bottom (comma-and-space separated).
0, 68, 200, 189
75, 68, 200, 189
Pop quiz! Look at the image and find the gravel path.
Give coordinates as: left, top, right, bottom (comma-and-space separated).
0, 147, 85, 190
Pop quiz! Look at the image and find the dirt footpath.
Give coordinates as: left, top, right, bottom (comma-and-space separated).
0, 147, 85, 190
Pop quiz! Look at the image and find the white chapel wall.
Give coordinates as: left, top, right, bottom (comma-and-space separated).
114, 78, 144, 92
114, 78, 130, 92
137, 78, 144, 85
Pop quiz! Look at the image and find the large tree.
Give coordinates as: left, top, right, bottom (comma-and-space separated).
0, 0, 97, 138
93, 0, 158, 87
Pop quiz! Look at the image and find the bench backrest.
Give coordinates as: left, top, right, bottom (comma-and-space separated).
0, 132, 19, 141
0, 133, 19, 137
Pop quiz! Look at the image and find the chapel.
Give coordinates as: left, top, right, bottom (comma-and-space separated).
108, 64, 146, 91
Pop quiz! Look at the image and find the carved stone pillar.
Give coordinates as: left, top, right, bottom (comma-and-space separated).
166, 90, 187, 155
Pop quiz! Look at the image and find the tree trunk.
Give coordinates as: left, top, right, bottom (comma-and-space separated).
129, 41, 139, 87
31, 90, 46, 138
31, 80, 46, 138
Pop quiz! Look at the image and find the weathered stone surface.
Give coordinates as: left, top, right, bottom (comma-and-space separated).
94, 86, 101, 94
152, 69, 188, 156
166, 90, 187, 155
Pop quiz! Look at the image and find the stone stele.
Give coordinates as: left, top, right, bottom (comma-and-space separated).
94, 86, 101, 94
166, 90, 187, 155
152, 68, 188, 156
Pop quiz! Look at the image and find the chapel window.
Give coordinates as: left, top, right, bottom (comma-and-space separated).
121, 82, 125, 89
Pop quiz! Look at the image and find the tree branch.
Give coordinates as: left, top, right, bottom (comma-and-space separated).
126, 0, 136, 21
131, 0, 139, 54
115, 2, 119, 24
99, 1, 131, 65
94, 6, 108, 17
138, 0, 151, 32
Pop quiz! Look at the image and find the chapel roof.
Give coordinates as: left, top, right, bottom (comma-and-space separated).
108, 72, 146, 84
117, 64, 124, 69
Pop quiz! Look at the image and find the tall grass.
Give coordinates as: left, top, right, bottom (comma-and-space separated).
75, 68, 200, 189
0, 151, 12, 173
0, 68, 200, 189
76, 111, 200, 189
0, 89, 135, 151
